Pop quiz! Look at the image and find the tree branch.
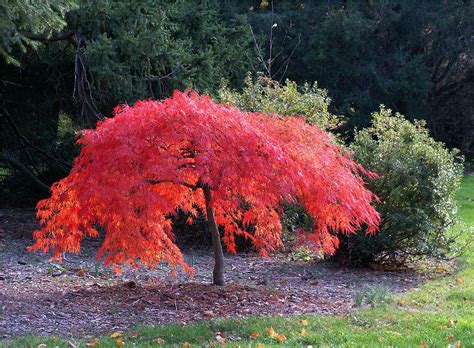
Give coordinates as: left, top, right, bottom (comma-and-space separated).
1, 105, 72, 170
22, 30, 76, 43
145, 179, 199, 190
0, 152, 50, 192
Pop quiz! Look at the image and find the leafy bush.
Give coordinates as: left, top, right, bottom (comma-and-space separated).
336, 107, 464, 265
217, 73, 342, 131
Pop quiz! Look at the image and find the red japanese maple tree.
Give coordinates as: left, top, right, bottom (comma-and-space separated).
30, 91, 380, 285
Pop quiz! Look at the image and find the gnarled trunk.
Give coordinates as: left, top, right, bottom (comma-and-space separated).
202, 185, 225, 285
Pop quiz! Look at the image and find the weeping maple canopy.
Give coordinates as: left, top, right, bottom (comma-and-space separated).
30, 90, 380, 274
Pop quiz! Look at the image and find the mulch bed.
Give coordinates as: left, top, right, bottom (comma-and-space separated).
0, 209, 427, 338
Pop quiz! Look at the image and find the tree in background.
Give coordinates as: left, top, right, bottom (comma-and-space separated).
0, 0, 75, 65
1, 0, 472, 207
30, 91, 380, 285
1, 0, 255, 205
64, 0, 254, 124
239, 0, 473, 157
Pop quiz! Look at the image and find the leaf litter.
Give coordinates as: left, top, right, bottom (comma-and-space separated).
0, 209, 427, 338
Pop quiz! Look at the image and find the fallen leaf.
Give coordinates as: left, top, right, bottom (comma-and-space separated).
129, 331, 140, 338
182, 343, 192, 348
397, 298, 408, 306
256, 344, 264, 348
116, 338, 124, 346
110, 331, 123, 338
455, 277, 463, 284
86, 338, 100, 347
448, 318, 457, 327
250, 332, 260, 340
300, 328, 307, 337
447, 335, 454, 342
435, 267, 447, 274
266, 327, 278, 338
153, 338, 165, 345
68, 340, 79, 348
215, 334, 227, 344
276, 334, 286, 342
76, 268, 85, 277
420, 341, 428, 348
203, 310, 214, 318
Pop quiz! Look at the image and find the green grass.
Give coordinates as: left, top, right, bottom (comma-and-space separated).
2, 177, 473, 347
457, 175, 474, 226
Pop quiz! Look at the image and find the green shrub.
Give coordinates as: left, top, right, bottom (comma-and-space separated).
336, 107, 464, 265
217, 73, 342, 131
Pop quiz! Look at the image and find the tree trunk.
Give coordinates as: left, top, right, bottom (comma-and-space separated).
202, 184, 225, 285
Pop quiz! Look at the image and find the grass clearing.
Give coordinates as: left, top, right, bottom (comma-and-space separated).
2, 177, 473, 347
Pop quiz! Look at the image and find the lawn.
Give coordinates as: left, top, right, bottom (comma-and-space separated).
2, 177, 473, 347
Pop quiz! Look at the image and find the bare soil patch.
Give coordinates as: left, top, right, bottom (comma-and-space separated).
0, 209, 427, 338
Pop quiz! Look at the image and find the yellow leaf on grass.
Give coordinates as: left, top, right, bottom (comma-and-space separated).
397, 298, 408, 306
110, 331, 123, 338
301, 319, 309, 326
300, 328, 308, 337
455, 277, 463, 284
266, 326, 286, 341
448, 318, 457, 327
116, 338, 124, 346
182, 342, 192, 348
250, 331, 260, 340
266, 327, 278, 338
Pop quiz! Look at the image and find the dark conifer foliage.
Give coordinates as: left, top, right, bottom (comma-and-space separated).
0, 0, 472, 206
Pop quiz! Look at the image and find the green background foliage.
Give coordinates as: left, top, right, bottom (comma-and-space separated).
217, 73, 340, 130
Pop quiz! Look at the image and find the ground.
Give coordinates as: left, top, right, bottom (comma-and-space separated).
0, 176, 472, 347
0, 209, 425, 339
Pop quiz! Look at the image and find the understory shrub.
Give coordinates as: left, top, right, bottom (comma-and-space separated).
336, 107, 464, 265
217, 73, 342, 131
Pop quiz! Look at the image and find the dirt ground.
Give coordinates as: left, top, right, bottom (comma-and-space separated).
0, 209, 428, 338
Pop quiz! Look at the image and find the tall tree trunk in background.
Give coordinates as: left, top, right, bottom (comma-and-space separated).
203, 184, 225, 286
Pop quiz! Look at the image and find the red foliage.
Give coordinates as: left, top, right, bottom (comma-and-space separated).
29, 91, 379, 273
